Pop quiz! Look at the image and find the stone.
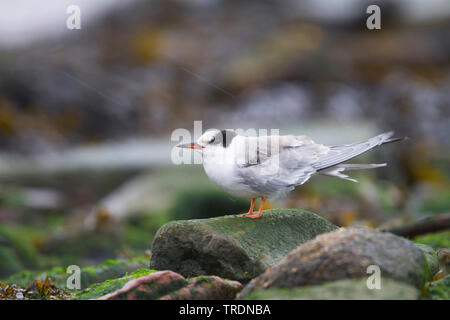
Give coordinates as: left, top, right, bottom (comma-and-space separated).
98, 270, 186, 300
97, 271, 242, 300
241, 278, 419, 300
159, 276, 243, 300
239, 227, 439, 298
149, 209, 338, 283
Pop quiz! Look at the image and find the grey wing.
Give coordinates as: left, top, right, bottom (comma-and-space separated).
236, 132, 402, 198
311, 131, 401, 171
237, 136, 329, 198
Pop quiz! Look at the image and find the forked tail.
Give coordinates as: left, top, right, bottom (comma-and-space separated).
313, 131, 405, 182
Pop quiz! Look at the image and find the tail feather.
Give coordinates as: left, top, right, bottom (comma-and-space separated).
313, 131, 403, 172
319, 163, 387, 182
382, 136, 407, 145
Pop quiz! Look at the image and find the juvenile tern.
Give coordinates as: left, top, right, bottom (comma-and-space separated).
177, 129, 403, 218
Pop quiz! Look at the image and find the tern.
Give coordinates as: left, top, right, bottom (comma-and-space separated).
177, 129, 403, 218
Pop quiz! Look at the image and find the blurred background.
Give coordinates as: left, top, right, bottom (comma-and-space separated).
0, 0, 449, 278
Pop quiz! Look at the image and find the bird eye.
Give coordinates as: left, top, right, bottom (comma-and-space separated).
209, 137, 215, 143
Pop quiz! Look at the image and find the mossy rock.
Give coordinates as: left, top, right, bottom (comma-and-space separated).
91, 271, 242, 300
243, 278, 419, 300
239, 227, 439, 298
415, 244, 440, 281
3, 256, 148, 289
77, 257, 148, 289
150, 209, 338, 283
160, 276, 242, 300
74, 268, 157, 299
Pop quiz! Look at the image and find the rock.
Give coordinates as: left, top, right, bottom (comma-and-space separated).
239, 227, 438, 298
98, 271, 187, 300
74, 268, 157, 299
159, 276, 243, 300
149, 209, 338, 283
242, 278, 419, 300
97, 271, 242, 300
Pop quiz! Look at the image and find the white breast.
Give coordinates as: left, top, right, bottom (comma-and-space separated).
201, 144, 261, 199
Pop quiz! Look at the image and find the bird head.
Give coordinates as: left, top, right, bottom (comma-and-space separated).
177, 129, 237, 151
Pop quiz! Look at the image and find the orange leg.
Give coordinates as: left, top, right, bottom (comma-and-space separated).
250, 196, 266, 218
245, 198, 256, 217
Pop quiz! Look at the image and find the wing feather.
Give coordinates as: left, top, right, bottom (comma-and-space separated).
235, 135, 328, 198
233, 131, 402, 199
312, 132, 396, 171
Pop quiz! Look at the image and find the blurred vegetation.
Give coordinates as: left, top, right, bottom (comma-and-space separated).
414, 232, 450, 250
0, 0, 448, 300
419, 191, 450, 216
421, 275, 450, 300
170, 188, 249, 220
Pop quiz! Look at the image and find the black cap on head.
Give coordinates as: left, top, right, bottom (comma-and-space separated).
218, 129, 236, 148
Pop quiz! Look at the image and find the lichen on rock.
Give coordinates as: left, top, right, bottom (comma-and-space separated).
242, 278, 419, 300
74, 268, 158, 300
238, 227, 440, 298
94, 271, 242, 300
97, 270, 187, 300
149, 209, 338, 283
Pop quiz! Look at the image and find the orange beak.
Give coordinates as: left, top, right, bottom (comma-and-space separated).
176, 142, 204, 150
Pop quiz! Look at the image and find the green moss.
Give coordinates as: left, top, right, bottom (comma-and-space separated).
151, 209, 337, 283
414, 231, 450, 250
415, 244, 440, 282
73, 268, 157, 300
2, 256, 148, 289
79, 256, 147, 288
200, 209, 338, 264
421, 275, 450, 300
